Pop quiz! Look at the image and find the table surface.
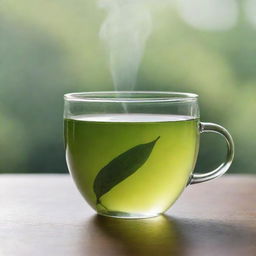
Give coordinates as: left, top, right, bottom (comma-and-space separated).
0, 174, 255, 256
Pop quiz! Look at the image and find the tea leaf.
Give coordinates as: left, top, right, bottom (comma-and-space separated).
94, 136, 160, 203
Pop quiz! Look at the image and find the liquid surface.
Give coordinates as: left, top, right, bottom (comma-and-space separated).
65, 114, 199, 217
70, 113, 194, 123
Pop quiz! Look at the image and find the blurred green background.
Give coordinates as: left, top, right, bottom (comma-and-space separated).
0, 0, 255, 173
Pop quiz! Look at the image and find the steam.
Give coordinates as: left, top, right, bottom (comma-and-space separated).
99, 0, 152, 90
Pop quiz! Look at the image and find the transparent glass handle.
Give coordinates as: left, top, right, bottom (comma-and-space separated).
189, 122, 235, 185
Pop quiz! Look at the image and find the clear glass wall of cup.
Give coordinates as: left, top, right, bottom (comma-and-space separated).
64, 92, 234, 219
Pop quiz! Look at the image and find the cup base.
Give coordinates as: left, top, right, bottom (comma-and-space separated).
97, 210, 161, 219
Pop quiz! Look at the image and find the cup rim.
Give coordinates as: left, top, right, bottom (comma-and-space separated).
64, 91, 198, 103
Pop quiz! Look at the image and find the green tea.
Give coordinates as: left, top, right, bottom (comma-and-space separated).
65, 114, 199, 217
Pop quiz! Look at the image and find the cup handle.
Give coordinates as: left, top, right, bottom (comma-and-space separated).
189, 122, 235, 185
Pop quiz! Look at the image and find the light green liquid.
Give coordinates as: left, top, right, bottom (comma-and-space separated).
65, 114, 199, 218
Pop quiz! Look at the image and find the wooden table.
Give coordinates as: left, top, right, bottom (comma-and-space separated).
0, 174, 255, 256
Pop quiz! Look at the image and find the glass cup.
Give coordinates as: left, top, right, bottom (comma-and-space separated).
64, 91, 234, 219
